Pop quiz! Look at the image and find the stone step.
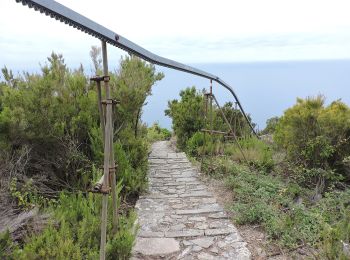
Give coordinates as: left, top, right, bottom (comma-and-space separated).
132, 141, 251, 260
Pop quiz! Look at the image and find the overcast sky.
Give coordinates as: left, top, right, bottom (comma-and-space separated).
1, 0, 350, 129
1, 0, 350, 70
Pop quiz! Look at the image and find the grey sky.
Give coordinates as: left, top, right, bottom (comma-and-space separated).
1, 0, 349, 129
1, 0, 350, 68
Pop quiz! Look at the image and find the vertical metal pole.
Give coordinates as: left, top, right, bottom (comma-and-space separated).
202, 92, 208, 167
209, 80, 213, 132
99, 40, 117, 260
97, 81, 105, 145
234, 101, 238, 138
99, 40, 110, 260
101, 40, 118, 232
212, 94, 248, 163
209, 80, 213, 157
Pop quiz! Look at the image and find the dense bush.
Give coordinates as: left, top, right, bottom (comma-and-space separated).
321, 208, 350, 259
166, 87, 255, 153
275, 96, 350, 169
227, 137, 274, 172
261, 116, 279, 134
186, 131, 224, 157
165, 87, 205, 149
0, 51, 163, 196
2, 192, 136, 260
186, 131, 206, 157
146, 123, 171, 143
274, 96, 350, 188
0, 50, 164, 257
111, 56, 164, 138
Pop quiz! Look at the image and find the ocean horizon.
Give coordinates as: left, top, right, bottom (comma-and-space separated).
144, 59, 350, 130
2, 59, 349, 131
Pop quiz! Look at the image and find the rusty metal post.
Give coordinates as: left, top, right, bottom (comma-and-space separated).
97, 80, 106, 143
212, 94, 248, 163
90, 76, 106, 145
101, 41, 118, 232
210, 80, 215, 157
99, 40, 118, 260
89, 76, 106, 193
209, 80, 213, 133
202, 92, 208, 168
234, 101, 238, 138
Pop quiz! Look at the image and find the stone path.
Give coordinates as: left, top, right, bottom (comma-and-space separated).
132, 141, 250, 259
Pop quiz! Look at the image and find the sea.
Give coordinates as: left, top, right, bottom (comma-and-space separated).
143, 59, 350, 130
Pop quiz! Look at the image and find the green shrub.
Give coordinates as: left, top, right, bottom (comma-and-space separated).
200, 157, 350, 250
10, 192, 136, 260
261, 116, 279, 134
225, 163, 324, 248
0, 230, 17, 259
186, 131, 205, 157
274, 96, 350, 185
0, 51, 161, 258
146, 123, 171, 143
106, 212, 137, 260
114, 137, 148, 197
165, 87, 205, 149
224, 137, 274, 171
321, 209, 350, 259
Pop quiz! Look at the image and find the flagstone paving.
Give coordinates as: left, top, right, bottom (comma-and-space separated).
132, 141, 250, 259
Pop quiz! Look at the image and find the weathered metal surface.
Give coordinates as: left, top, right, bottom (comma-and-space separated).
15, 0, 257, 136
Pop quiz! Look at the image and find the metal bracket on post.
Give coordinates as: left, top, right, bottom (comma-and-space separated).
101, 99, 120, 106
90, 165, 118, 194
90, 75, 110, 83
204, 93, 212, 98
108, 165, 118, 186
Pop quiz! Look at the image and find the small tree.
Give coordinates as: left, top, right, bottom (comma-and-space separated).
261, 116, 279, 135
111, 56, 164, 138
165, 87, 205, 149
274, 95, 350, 188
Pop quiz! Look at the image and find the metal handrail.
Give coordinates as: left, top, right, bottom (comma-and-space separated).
15, 0, 257, 136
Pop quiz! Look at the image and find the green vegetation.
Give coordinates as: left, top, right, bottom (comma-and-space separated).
165, 87, 254, 150
7, 193, 136, 260
0, 50, 163, 258
146, 122, 171, 143
165, 87, 205, 149
202, 158, 349, 252
274, 96, 350, 189
167, 89, 350, 258
260, 116, 279, 135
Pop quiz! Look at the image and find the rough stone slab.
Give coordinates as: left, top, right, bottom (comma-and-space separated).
142, 194, 178, 199
197, 252, 217, 260
179, 191, 212, 197
138, 231, 164, 238
165, 229, 204, 238
205, 228, 235, 236
190, 237, 214, 248
188, 216, 206, 222
133, 237, 180, 256
175, 177, 198, 182
208, 212, 228, 219
176, 207, 222, 215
